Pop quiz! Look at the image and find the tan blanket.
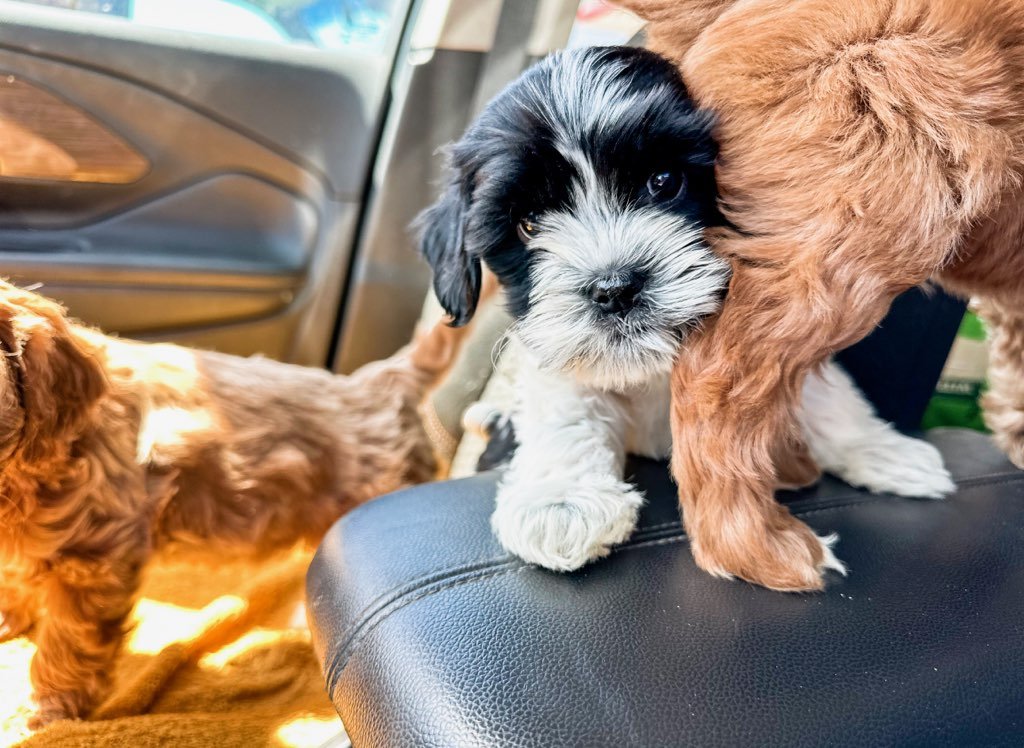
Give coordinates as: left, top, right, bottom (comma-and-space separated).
2, 551, 344, 748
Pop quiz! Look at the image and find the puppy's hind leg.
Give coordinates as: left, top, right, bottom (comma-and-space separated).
799, 361, 954, 499
977, 298, 1024, 469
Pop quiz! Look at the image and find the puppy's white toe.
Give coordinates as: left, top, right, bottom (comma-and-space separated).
817, 533, 848, 577
492, 476, 643, 571
834, 433, 955, 499
462, 401, 503, 438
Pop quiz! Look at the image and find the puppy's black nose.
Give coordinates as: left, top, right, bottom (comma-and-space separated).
589, 274, 644, 315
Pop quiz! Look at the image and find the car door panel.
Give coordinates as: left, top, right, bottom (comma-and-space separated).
0, 1, 409, 363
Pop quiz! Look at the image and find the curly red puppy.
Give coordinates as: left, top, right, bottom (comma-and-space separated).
0, 279, 486, 725
618, 0, 1024, 590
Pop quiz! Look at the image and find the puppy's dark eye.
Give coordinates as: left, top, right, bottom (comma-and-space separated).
646, 171, 685, 201
517, 213, 540, 243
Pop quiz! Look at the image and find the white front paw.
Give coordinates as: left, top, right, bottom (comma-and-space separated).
492, 475, 643, 571
835, 433, 955, 499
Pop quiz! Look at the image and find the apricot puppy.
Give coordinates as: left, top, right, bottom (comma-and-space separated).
0, 279, 483, 725
619, 0, 1024, 590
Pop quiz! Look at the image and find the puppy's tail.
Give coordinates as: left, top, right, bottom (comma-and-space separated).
615, 0, 739, 58
405, 269, 499, 389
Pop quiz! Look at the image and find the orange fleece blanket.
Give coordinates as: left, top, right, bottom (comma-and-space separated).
1, 550, 345, 748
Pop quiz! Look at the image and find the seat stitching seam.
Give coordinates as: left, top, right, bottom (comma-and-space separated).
325, 563, 526, 691
325, 556, 517, 645
325, 474, 1024, 682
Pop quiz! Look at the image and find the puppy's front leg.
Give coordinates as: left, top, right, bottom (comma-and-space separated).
30, 544, 145, 726
492, 356, 642, 571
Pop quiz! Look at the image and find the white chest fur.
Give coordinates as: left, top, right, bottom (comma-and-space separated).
620, 373, 672, 460
508, 338, 672, 463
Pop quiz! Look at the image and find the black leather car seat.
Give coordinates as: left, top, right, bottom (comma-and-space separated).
307, 289, 1024, 747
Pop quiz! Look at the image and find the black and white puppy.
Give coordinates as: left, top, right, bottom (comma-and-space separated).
419, 46, 954, 572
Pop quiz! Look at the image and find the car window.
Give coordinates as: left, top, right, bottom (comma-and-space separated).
3, 0, 400, 50
567, 0, 643, 48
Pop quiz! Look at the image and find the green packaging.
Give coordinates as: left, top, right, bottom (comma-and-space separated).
920, 311, 990, 432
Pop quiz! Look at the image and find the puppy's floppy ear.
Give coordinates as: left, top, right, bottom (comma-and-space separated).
416, 177, 482, 328
0, 285, 107, 460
